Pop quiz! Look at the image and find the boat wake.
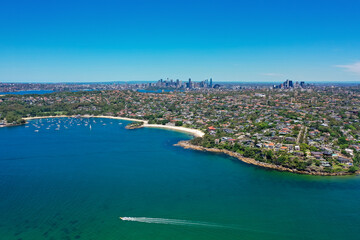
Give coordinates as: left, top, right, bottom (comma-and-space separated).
120, 217, 226, 228
119, 216, 294, 236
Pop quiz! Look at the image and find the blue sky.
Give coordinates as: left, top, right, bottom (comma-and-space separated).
0, 0, 360, 82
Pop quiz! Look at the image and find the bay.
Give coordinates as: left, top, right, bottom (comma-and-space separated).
0, 117, 359, 240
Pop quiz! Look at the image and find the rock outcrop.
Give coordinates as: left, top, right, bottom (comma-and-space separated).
175, 140, 359, 176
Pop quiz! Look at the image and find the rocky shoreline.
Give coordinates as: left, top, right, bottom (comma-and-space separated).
125, 124, 144, 130
175, 140, 360, 176
7, 116, 359, 176
0, 122, 25, 128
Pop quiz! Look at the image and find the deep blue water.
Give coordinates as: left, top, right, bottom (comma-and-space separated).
0, 117, 360, 240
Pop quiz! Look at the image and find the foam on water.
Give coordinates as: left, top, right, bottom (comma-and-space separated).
120, 217, 227, 228
119, 217, 298, 237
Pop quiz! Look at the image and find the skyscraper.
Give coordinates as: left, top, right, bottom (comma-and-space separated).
289, 80, 293, 88
204, 79, 208, 88
284, 79, 289, 88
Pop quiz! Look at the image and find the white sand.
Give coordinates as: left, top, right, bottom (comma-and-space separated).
143, 124, 204, 137
24, 115, 205, 137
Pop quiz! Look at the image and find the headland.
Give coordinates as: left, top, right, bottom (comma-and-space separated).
175, 141, 360, 176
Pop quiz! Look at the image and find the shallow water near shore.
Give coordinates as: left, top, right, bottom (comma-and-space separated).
1, 117, 360, 240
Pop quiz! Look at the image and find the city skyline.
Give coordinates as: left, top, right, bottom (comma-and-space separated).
1, 0, 360, 83
2, 2, 360, 239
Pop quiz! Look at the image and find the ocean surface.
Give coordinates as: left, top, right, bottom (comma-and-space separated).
0, 117, 360, 240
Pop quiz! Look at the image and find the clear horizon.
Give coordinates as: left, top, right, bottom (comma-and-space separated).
1, 0, 360, 83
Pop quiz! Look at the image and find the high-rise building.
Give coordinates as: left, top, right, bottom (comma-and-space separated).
204, 79, 208, 88
274, 79, 297, 89
289, 80, 293, 88
210, 78, 213, 88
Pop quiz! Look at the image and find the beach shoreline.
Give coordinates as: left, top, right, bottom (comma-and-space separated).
23, 115, 205, 138
19, 115, 359, 176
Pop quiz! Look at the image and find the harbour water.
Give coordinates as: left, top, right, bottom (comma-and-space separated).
0, 118, 360, 240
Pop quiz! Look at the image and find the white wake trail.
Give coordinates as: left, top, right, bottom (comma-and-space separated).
119, 217, 295, 237
120, 217, 225, 228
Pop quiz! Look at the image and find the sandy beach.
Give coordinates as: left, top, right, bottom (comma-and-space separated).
143, 123, 204, 137
24, 115, 205, 138
21, 115, 358, 175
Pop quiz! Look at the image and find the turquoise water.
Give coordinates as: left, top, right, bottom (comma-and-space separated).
1, 118, 360, 240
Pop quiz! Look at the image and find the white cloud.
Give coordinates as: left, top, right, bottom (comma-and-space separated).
336, 61, 360, 75
260, 73, 284, 77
